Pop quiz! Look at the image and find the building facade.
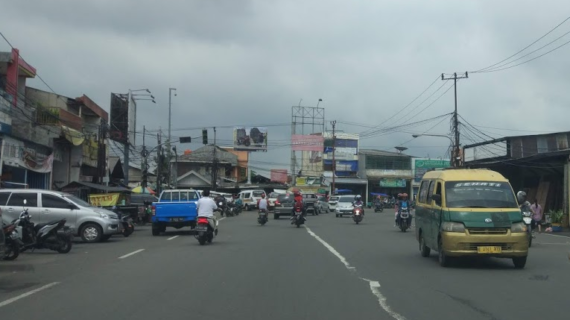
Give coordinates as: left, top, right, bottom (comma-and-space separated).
358, 149, 413, 203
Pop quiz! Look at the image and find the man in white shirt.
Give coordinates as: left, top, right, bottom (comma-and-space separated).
257, 193, 268, 223
196, 189, 218, 232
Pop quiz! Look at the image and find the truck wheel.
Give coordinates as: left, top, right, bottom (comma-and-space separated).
152, 224, 160, 236
80, 223, 102, 243
274, 214, 280, 220
245, 205, 250, 211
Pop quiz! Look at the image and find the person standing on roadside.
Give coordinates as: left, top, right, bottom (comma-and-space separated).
530, 199, 543, 233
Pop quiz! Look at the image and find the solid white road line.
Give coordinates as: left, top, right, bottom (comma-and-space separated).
0, 282, 60, 308
167, 235, 179, 241
118, 249, 145, 259
219, 217, 226, 221
303, 225, 406, 320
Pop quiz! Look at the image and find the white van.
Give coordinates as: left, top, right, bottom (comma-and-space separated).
239, 189, 266, 211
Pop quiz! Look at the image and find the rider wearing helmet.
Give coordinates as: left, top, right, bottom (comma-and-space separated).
396, 193, 412, 227
353, 195, 365, 215
258, 193, 268, 212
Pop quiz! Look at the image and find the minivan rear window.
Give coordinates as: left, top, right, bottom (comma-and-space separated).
445, 181, 518, 208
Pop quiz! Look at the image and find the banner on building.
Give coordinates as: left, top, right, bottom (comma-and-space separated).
1, 137, 54, 173
379, 178, 407, 188
270, 169, 288, 183
291, 135, 324, 152
233, 127, 268, 151
89, 193, 120, 206
413, 159, 450, 183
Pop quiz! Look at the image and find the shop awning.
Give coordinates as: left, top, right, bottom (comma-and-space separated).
62, 126, 85, 146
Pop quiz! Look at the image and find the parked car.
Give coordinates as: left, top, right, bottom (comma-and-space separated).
0, 207, 5, 257
315, 195, 330, 214
151, 189, 200, 236
0, 189, 121, 243
273, 193, 294, 219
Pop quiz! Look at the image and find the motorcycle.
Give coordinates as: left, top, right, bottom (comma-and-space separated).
398, 207, 411, 232
374, 203, 384, 213
120, 213, 134, 237
291, 205, 306, 228
2, 221, 24, 260
18, 202, 73, 254
353, 204, 364, 224
521, 202, 533, 247
195, 216, 217, 245
218, 201, 229, 217
258, 209, 268, 225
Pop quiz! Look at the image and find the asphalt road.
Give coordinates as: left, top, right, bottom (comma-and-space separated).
1, 209, 569, 320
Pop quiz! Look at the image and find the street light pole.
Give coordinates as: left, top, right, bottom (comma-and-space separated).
412, 134, 455, 165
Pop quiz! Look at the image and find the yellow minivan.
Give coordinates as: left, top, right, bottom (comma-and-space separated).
415, 168, 529, 269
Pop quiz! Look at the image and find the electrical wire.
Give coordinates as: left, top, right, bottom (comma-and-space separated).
471, 16, 570, 73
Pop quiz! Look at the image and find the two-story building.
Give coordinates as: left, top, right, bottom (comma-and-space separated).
358, 149, 414, 203
173, 145, 238, 190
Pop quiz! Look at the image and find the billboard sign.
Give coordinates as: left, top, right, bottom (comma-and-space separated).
270, 169, 288, 183
291, 135, 324, 152
413, 159, 450, 183
233, 127, 267, 151
379, 178, 406, 188
109, 93, 129, 144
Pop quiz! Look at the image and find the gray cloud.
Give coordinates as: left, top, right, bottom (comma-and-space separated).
2, 0, 569, 173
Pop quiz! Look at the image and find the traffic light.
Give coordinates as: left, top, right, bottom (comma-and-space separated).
202, 129, 208, 145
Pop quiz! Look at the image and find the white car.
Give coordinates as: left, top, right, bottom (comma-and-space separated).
334, 195, 356, 217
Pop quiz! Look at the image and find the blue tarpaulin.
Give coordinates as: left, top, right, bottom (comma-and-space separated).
370, 192, 388, 196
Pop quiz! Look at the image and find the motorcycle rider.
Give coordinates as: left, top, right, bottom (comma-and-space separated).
214, 193, 227, 217
373, 195, 382, 210
291, 191, 305, 223
396, 193, 412, 227
197, 189, 218, 233
258, 193, 269, 221
517, 191, 533, 238
353, 195, 365, 215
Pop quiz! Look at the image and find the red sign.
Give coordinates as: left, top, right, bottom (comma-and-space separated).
270, 169, 288, 183
291, 135, 324, 152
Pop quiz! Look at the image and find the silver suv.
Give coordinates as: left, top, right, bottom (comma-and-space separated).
0, 189, 121, 243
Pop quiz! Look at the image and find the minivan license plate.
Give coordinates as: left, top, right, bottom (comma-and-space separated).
477, 246, 502, 254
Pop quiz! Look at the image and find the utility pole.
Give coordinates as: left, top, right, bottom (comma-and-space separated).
291, 109, 297, 186
331, 120, 336, 196
156, 131, 162, 195
442, 72, 468, 167
212, 127, 217, 190
141, 126, 148, 192
123, 91, 132, 185
96, 120, 107, 184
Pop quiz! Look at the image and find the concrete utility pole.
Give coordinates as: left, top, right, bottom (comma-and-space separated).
156, 131, 162, 195
141, 125, 148, 192
441, 72, 468, 167
212, 127, 218, 190
331, 120, 337, 195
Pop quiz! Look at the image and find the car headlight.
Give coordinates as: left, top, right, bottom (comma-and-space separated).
336, 208, 340, 212
99, 213, 109, 219
511, 222, 527, 233
441, 222, 465, 233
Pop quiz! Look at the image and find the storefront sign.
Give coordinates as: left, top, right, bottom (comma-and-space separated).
379, 178, 406, 188
89, 193, 120, 206
1, 137, 54, 173
413, 159, 450, 183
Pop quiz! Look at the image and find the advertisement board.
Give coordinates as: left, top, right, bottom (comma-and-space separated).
291, 135, 324, 152
233, 127, 268, 151
413, 159, 451, 183
109, 93, 129, 144
270, 169, 288, 183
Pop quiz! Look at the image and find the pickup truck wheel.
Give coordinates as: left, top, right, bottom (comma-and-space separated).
80, 223, 102, 243
152, 225, 160, 236
274, 214, 280, 219
245, 205, 250, 211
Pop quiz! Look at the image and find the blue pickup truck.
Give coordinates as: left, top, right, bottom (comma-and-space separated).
151, 189, 201, 236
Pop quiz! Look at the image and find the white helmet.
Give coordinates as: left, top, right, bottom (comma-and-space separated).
516, 191, 526, 203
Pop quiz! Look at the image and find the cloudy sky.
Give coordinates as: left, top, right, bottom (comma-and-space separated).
2, 0, 569, 175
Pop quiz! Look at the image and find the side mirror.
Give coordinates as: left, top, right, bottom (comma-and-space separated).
432, 194, 442, 205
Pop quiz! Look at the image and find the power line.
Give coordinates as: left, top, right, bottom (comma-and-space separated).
472, 16, 570, 73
